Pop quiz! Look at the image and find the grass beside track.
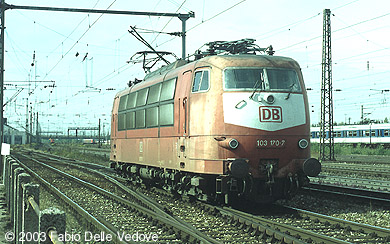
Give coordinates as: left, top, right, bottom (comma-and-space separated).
16, 143, 109, 164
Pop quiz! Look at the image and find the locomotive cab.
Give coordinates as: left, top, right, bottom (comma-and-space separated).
188, 54, 321, 203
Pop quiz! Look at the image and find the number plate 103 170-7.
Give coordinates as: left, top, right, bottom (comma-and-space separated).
256, 139, 286, 148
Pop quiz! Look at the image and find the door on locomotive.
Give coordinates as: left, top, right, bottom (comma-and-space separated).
176, 70, 192, 161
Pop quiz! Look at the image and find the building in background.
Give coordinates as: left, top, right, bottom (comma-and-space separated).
4, 124, 26, 144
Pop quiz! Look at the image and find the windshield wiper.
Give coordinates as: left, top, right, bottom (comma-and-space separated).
249, 72, 264, 100
285, 83, 296, 100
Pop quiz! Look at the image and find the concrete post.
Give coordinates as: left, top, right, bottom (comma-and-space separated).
10, 165, 21, 217
1, 155, 11, 183
13, 167, 24, 236
17, 173, 31, 244
7, 162, 18, 207
3, 157, 11, 194
0, 155, 5, 184
23, 183, 40, 244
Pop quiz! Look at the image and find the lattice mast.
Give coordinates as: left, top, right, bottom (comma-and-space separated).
320, 9, 335, 161
0, 0, 5, 149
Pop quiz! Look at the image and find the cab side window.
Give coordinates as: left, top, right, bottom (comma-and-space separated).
192, 70, 209, 92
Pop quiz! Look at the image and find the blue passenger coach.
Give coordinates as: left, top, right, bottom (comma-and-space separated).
311, 123, 390, 145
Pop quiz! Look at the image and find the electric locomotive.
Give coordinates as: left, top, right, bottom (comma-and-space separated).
110, 39, 321, 204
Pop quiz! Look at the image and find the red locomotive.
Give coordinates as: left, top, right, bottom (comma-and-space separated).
110, 39, 321, 204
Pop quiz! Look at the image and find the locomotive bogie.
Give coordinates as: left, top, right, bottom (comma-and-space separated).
111, 53, 321, 204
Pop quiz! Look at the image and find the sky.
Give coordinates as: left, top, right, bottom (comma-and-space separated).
3, 0, 390, 135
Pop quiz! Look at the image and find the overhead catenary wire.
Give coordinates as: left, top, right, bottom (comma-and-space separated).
156, 0, 247, 48
255, 13, 321, 41
279, 10, 390, 52
150, 0, 188, 46
86, 0, 191, 92
92, 0, 248, 90
4, 31, 29, 74
43, 0, 117, 80
11, 1, 101, 62
4, 1, 122, 131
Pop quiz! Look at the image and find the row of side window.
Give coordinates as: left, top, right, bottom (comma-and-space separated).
118, 78, 176, 130
118, 103, 174, 130
117, 69, 210, 131
119, 78, 176, 111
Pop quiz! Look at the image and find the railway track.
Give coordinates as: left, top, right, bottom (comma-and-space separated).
21, 150, 321, 243
305, 182, 390, 205
12, 151, 220, 243
309, 156, 390, 203
12, 149, 308, 243
330, 154, 390, 165
213, 205, 390, 244
12, 148, 390, 243
310, 175, 390, 192
58, 145, 111, 159
321, 163, 390, 179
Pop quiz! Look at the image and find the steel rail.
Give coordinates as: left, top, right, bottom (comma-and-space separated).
285, 206, 390, 239
14, 152, 221, 244
305, 182, 390, 204
322, 164, 390, 177
216, 206, 348, 244
46, 145, 110, 158
310, 175, 390, 192
11, 156, 127, 244
31, 150, 224, 243
330, 154, 390, 164
32, 150, 224, 244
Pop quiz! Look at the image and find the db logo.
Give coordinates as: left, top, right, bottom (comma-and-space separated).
259, 106, 282, 122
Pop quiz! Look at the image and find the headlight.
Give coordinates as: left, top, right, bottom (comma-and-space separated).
228, 139, 239, 149
217, 138, 239, 150
298, 139, 309, 149
265, 94, 275, 104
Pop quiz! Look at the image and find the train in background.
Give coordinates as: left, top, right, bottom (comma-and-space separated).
110, 39, 321, 204
82, 139, 97, 144
311, 123, 390, 146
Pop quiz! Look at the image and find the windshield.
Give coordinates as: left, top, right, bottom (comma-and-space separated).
224, 68, 302, 92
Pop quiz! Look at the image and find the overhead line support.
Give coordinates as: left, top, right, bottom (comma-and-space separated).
3, 3, 194, 18
2, 3, 194, 59
319, 9, 335, 161
0, 0, 5, 151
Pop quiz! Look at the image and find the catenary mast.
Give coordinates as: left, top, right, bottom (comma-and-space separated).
319, 9, 335, 161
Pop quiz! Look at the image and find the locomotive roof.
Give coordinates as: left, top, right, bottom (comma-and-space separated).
197, 54, 300, 69
114, 54, 301, 98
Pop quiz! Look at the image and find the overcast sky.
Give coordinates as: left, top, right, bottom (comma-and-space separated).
3, 0, 390, 134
